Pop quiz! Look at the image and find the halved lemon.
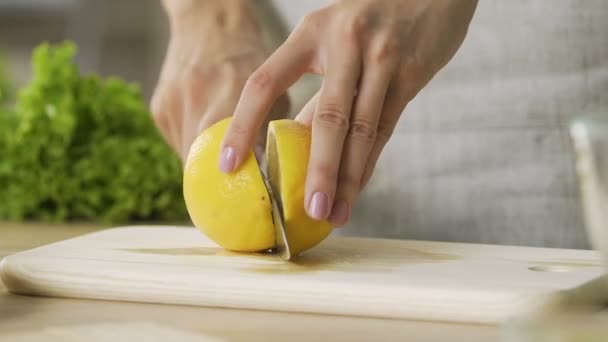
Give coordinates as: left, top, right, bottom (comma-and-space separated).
183, 117, 332, 256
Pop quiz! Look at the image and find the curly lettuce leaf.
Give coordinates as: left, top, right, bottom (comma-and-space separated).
0, 41, 188, 223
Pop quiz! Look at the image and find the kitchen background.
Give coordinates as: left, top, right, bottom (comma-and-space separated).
0, 0, 168, 102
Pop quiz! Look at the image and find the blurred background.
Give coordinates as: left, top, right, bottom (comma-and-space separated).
0, 0, 194, 237
0, 0, 168, 102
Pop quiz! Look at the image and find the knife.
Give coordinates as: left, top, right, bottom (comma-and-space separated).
261, 170, 291, 261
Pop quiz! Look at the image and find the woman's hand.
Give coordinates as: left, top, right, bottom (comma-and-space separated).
152, 0, 289, 161
221, 0, 478, 226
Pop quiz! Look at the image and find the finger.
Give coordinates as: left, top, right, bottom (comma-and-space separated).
360, 82, 408, 189
220, 37, 314, 173
196, 77, 243, 134
360, 59, 431, 188
256, 94, 291, 169
154, 110, 178, 153
257, 93, 291, 149
329, 46, 397, 227
182, 82, 213, 160
150, 92, 174, 148
294, 90, 320, 126
306, 42, 362, 221
183, 76, 241, 160
150, 86, 181, 155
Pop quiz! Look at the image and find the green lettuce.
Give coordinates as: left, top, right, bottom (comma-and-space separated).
0, 41, 188, 223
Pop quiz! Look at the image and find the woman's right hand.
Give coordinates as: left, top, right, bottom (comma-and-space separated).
220, 0, 477, 226
151, 0, 289, 161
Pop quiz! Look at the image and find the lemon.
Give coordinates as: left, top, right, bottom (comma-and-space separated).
183, 118, 274, 252
266, 120, 333, 255
183, 117, 332, 256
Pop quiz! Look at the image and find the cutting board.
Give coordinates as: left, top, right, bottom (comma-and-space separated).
0, 226, 604, 324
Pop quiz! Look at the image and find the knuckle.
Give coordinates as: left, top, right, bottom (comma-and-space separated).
343, 14, 368, 37
185, 71, 206, 93
315, 104, 350, 131
300, 11, 320, 27
339, 173, 361, 194
348, 119, 377, 143
296, 11, 323, 36
333, 13, 366, 46
312, 162, 339, 182
370, 33, 399, 63
246, 68, 275, 95
376, 120, 395, 143
228, 120, 250, 137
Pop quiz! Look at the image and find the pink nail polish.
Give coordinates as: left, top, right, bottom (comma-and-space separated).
219, 147, 236, 173
309, 192, 329, 220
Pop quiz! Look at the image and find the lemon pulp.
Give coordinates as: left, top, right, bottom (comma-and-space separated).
266, 120, 332, 255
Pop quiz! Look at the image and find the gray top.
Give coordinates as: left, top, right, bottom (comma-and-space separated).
270, 0, 608, 249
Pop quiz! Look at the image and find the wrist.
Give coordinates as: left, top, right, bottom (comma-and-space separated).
162, 0, 262, 39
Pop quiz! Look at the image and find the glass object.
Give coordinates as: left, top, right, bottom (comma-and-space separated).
570, 113, 608, 264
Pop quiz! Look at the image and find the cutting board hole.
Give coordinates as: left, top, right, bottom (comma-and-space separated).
528, 260, 602, 273
529, 265, 576, 273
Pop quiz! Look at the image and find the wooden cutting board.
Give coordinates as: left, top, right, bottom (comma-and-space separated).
0, 226, 604, 324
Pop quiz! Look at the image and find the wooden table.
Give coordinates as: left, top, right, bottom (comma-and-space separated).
0, 222, 500, 341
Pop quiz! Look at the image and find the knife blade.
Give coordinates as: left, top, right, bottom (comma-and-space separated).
261, 172, 291, 261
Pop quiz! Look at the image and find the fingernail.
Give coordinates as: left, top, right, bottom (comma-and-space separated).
309, 192, 330, 220
329, 200, 350, 227
219, 147, 236, 173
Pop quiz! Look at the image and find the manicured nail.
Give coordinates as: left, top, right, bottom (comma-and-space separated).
328, 200, 350, 227
219, 147, 236, 173
309, 192, 329, 220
